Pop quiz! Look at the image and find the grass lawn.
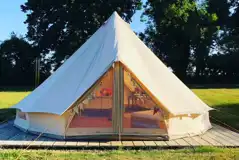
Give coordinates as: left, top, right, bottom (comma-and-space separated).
0, 147, 238, 160
0, 89, 238, 129
192, 89, 239, 129
0, 91, 30, 122
0, 89, 238, 160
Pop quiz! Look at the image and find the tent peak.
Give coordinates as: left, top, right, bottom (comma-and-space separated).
112, 11, 119, 16
103, 11, 120, 26
110, 11, 122, 22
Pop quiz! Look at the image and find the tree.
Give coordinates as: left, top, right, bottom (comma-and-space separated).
207, 0, 239, 83
21, 0, 142, 69
0, 34, 37, 86
141, 0, 219, 82
192, 1, 221, 80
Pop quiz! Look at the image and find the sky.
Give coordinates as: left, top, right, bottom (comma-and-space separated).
0, 0, 146, 41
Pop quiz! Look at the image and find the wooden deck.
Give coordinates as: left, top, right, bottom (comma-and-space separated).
0, 121, 239, 149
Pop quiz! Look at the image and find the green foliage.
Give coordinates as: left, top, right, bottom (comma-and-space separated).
141, 0, 219, 81
0, 34, 37, 86
141, 0, 239, 83
0, 1, 142, 87
21, 0, 142, 69
1, 0, 239, 86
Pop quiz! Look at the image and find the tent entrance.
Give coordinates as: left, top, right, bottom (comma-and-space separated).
121, 67, 168, 136
65, 63, 168, 138
66, 68, 115, 136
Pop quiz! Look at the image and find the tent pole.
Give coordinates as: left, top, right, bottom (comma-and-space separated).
113, 62, 123, 141
119, 63, 124, 142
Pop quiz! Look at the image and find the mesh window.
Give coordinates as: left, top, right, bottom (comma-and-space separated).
123, 69, 166, 129
69, 69, 113, 128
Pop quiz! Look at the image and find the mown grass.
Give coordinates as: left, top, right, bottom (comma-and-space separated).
0, 89, 238, 129
0, 91, 30, 109
0, 91, 30, 122
0, 89, 239, 159
192, 89, 239, 129
0, 147, 238, 160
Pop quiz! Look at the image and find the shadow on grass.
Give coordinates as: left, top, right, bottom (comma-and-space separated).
210, 103, 239, 130
0, 108, 16, 122
188, 84, 239, 89
0, 86, 33, 92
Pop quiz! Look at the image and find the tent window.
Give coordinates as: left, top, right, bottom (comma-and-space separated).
123, 69, 166, 129
18, 111, 26, 120
68, 69, 113, 128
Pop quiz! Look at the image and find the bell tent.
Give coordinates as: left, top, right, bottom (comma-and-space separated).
12, 12, 212, 140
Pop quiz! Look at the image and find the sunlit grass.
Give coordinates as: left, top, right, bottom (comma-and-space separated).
192, 89, 239, 107
0, 147, 238, 160
0, 92, 30, 109
0, 90, 239, 159
192, 89, 239, 129
0, 89, 239, 128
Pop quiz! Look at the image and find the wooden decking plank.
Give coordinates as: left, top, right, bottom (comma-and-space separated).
209, 129, 236, 146
206, 131, 232, 146
183, 137, 200, 146
0, 126, 10, 134
8, 133, 24, 140
2, 121, 239, 148
30, 140, 45, 147
22, 133, 36, 141
77, 141, 88, 147
212, 125, 239, 143
0, 140, 23, 147
209, 129, 237, 146
132, 141, 145, 147
121, 141, 133, 147
88, 141, 99, 147
217, 128, 239, 141
201, 133, 223, 146
32, 136, 54, 147
143, 141, 157, 147
0, 122, 11, 129
0, 127, 20, 140
20, 134, 37, 146
65, 141, 77, 147
0, 121, 14, 131
111, 141, 123, 147
165, 140, 179, 147
192, 136, 211, 145
174, 138, 189, 146
6, 132, 36, 147
41, 141, 56, 148
212, 124, 239, 139
53, 141, 66, 147
27, 136, 50, 147
213, 130, 239, 146
154, 141, 168, 147
99, 141, 112, 147
1, 132, 34, 147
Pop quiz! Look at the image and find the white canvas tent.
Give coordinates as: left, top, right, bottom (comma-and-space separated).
12, 12, 212, 140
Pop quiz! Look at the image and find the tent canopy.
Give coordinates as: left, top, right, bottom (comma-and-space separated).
12, 12, 212, 115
